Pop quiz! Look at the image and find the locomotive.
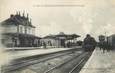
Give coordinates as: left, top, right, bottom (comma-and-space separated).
82, 34, 97, 52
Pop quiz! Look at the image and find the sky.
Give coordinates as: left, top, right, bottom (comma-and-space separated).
0, 0, 115, 40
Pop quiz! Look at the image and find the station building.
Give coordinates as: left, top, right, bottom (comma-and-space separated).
41, 32, 80, 48
40, 35, 61, 48
1, 12, 41, 47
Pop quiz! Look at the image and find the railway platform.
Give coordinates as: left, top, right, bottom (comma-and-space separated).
80, 48, 115, 73
6, 46, 81, 59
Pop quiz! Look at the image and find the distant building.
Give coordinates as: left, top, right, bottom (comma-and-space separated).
41, 32, 80, 48
98, 35, 106, 42
1, 12, 41, 47
108, 34, 115, 47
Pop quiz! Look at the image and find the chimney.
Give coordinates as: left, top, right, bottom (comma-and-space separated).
30, 18, 32, 24
19, 11, 20, 16
27, 13, 29, 19
23, 12, 25, 17
16, 11, 18, 15
10, 14, 14, 19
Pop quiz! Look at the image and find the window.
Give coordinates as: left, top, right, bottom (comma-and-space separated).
20, 26, 23, 33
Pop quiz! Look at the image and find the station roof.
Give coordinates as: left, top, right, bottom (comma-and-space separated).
1, 13, 35, 28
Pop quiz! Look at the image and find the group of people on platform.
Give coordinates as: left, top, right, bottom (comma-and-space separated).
98, 36, 113, 53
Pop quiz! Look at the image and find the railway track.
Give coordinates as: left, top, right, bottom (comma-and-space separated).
44, 52, 91, 73
68, 53, 90, 73
2, 49, 80, 73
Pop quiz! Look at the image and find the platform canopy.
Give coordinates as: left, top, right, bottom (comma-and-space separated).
67, 34, 80, 40
54, 32, 80, 40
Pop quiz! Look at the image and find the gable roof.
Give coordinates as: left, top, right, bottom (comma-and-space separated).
1, 14, 35, 28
